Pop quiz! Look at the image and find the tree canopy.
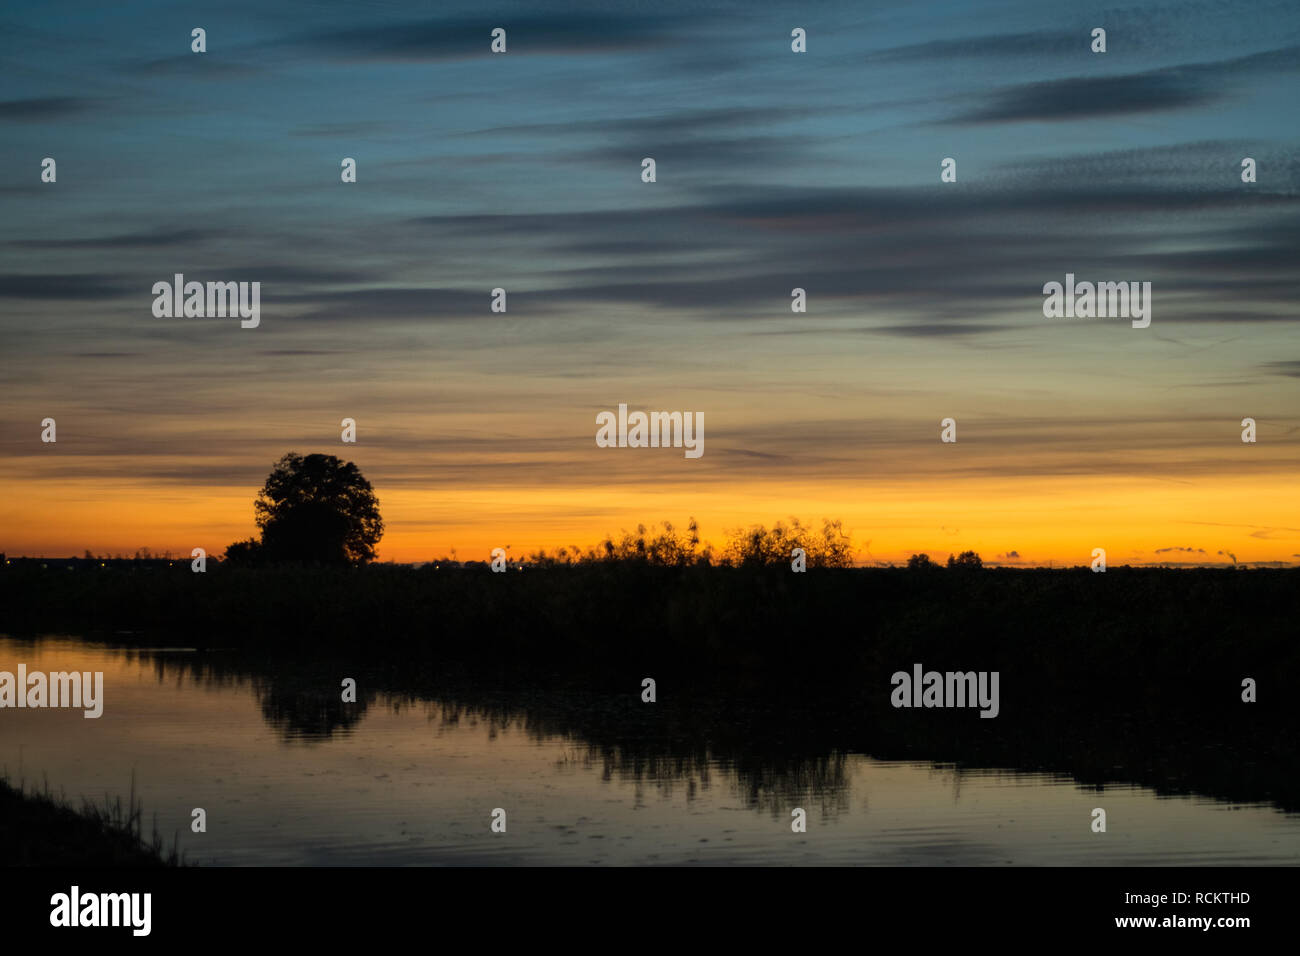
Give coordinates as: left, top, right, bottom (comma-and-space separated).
226, 452, 382, 565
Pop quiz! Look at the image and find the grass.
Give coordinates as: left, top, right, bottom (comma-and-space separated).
0, 771, 184, 867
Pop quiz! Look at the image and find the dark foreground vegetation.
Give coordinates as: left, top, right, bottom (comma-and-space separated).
0, 776, 181, 866
3, 561, 1298, 811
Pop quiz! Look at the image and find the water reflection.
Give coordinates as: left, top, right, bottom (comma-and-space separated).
257, 679, 371, 740
119, 641, 1299, 817
2, 637, 1297, 866
116, 648, 857, 813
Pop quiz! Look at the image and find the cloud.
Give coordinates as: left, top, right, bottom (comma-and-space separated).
991, 140, 1300, 189
0, 273, 136, 300
1261, 360, 1300, 378
875, 322, 1013, 338
385, 178, 1300, 326
945, 45, 1300, 125
0, 97, 95, 121
258, 349, 344, 357
291, 121, 395, 138
468, 106, 811, 141
870, 30, 1080, 63
954, 73, 1219, 124
580, 135, 801, 172
124, 57, 261, 78
6, 168, 1296, 335
9, 229, 225, 250
1155, 547, 1207, 554
0, 263, 379, 306
279, 287, 545, 322
295, 14, 682, 62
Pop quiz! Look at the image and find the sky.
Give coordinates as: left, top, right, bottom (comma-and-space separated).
1, 0, 1298, 566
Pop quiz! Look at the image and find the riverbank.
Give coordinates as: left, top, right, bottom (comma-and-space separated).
3, 563, 1297, 811
0, 777, 181, 867
2, 564, 1295, 688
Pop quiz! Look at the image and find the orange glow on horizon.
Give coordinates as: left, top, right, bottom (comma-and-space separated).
3, 471, 1296, 568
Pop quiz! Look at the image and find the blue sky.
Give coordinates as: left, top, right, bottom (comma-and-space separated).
1, 0, 1298, 564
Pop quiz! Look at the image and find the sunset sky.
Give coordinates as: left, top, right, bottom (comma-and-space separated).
1, 0, 1298, 566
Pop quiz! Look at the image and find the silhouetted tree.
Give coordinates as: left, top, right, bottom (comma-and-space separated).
906, 553, 936, 570
525, 517, 853, 568
947, 550, 983, 569
227, 452, 383, 566
222, 537, 264, 567
719, 518, 853, 568
529, 519, 710, 567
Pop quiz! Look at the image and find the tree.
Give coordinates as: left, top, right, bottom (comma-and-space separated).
947, 550, 982, 569
223, 537, 264, 566
906, 553, 935, 570
719, 518, 853, 568
228, 452, 383, 565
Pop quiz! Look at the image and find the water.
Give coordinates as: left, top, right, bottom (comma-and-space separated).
2, 636, 1297, 866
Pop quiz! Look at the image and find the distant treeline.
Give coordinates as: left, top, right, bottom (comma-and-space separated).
2, 559, 1295, 696
519, 518, 854, 567
225, 517, 860, 569
3, 518, 852, 570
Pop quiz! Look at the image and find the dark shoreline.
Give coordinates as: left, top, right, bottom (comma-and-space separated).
0, 778, 180, 867
3, 563, 1296, 813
